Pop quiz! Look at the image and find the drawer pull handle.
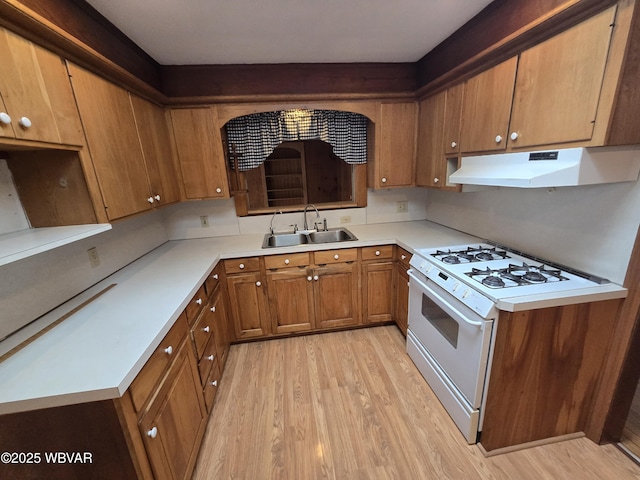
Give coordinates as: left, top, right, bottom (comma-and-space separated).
18, 116, 32, 128
284, 259, 290, 265
211, 380, 218, 387
164, 346, 173, 355
375, 250, 381, 256
401, 255, 406, 260
256, 281, 261, 287
147, 196, 154, 204
239, 263, 245, 269
451, 141, 457, 149
307, 276, 312, 281
213, 273, 219, 280
334, 254, 339, 260
203, 326, 210, 333
495, 134, 503, 144
147, 427, 158, 439
0, 112, 11, 124
313, 275, 319, 281
210, 306, 216, 313
208, 355, 214, 361
381, 177, 387, 183
216, 187, 222, 194
196, 298, 203, 305
154, 194, 161, 202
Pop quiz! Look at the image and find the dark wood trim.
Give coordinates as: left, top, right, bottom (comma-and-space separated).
160, 63, 417, 98
13, 0, 161, 90
589, 226, 640, 442
416, 0, 618, 96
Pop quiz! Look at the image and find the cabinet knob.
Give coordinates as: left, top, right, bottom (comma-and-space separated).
216, 187, 222, 194
211, 380, 218, 387
313, 275, 319, 281
451, 141, 457, 149
154, 194, 161, 201
307, 276, 312, 281
0, 112, 11, 125
284, 259, 290, 265
510, 132, 519, 141
434, 177, 439, 183
18, 116, 32, 128
401, 255, 407, 260
210, 306, 216, 313
213, 273, 219, 280
334, 254, 339, 260
203, 326, 210, 333
164, 346, 173, 355
196, 298, 203, 305
147, 197, 155, 204
375, 250, 381, 256
381, 177, 387, 184
208, 355, 214, 361
256, 281, 261, 287
239, 263, 245, 269
147, 427, 158, 439
495, 135, 503, 144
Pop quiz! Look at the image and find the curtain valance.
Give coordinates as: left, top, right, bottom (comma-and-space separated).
225, 109, 368, 171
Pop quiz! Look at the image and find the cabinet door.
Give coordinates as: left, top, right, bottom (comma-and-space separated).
443, 83, 464, 155
130, 94, 181, 206
375, 102, 417, 187
416, 92, 446, 188
508, 7, 616, 149
170, 108, 229, 199
267, 268, 315, 334
140, 344, 207, 480
313, 263, 360, 329
210, 286, 232, 368
362, 261, 394, 324
394, 266, 409, 336
0, 27, 83, 145
459, 57, 518, 153
68, 64, 152, 220
226, 272, 270, 339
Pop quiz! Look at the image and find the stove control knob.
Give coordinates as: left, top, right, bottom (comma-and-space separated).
462, 289, 470, 299
452, 282, 460, 291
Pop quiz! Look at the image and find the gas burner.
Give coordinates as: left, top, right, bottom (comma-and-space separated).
432, 246, 510, 264
482, 273, 505, 288
442, 255, 461, 264
507, 263, 568, 283
475, 251, 495, 261
465, 262, 569, 289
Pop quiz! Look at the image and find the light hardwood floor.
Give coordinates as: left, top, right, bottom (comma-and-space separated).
193, 326, 640, 479
622, 382, 640, 459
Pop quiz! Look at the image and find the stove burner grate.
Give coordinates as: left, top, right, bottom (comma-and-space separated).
466, 262, 569, 289
432, 246, 510, 264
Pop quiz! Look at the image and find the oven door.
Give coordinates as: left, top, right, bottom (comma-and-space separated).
407, 269, 494, 409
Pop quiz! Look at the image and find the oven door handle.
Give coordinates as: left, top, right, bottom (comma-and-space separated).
408, 269, 484, 328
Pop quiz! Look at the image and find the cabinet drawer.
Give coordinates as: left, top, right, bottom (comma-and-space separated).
191, 304, 214, 360
129, 313, 188, 412
205, 264, 223, 297
264, 252, 310, 270
395, 246, 412, 270
314, 248, 358, 265
361, 245, 393, 261
203, 359, 221, 412
224, 257, 260, 274
197, 335, 218, 388
185, 285, 207, 325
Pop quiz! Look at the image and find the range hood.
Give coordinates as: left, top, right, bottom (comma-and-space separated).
448, 147, 640, 188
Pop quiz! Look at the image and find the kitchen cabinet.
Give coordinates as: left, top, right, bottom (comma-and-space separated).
0, 27, 84, 146
266, 253, 315, 334
130, 94, 181, 206
225, 258, 271, 339
312, 249, 360, 329
507, 6, 615, 149
68, 64, 164, 220
361, 245, 394, 324
170, 107, 230, 199
370, 102, 417, 188
459, 57, 518, 154
443, 83, 464, 156
393, 246, 412, 336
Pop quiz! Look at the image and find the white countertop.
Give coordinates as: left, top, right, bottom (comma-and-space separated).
0, 220, 625, 414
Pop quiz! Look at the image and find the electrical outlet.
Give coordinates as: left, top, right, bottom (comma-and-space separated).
200, 215, 210, 227
396, 201, 409, 213
340, 215, 351, 224
87, 247, 100, 268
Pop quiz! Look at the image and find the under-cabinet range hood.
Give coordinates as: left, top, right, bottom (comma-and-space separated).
448, 147, 640, 188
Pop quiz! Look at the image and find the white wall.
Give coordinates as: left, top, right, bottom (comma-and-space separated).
163, 187, 429, 239
0, 211, 168, 340
424, 180, 640, 285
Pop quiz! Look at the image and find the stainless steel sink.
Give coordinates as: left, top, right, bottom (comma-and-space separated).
262, 227, 357, 248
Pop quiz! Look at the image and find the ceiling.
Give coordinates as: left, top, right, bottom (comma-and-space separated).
85, 0, 494, 65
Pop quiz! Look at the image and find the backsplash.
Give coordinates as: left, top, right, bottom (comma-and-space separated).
424, 180, 640, 285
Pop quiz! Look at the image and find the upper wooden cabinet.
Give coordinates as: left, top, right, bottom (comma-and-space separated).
459, 57, 518, 154
508, 6, 616, 149
170, 107, 230, 199
0, 27, 83, 146
442, 83, 464, 156
371, 102, 417, 188
416, 91, 446, 188
130, 95, 181, 206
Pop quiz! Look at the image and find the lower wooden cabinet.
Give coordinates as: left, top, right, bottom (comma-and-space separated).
394, 246, 412, 335
361, 246, 395, 324
312, 261, 360, 329
267, 267, 316, 334
226, 262, 271, 339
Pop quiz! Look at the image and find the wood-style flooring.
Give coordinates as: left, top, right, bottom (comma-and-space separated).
193, 325, 640, 479
621, 381, 640, 459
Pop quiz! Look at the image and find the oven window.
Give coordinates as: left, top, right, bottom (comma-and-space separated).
421, 294, 459, 348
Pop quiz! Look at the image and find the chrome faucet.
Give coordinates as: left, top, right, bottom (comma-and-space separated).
303, 204, 320, 231
269, 209, 283, 235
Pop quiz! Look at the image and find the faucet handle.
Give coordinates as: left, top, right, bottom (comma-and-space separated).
289, 224, 298, 233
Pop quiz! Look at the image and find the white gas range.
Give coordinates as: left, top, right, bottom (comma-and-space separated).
405, 242, 625, 444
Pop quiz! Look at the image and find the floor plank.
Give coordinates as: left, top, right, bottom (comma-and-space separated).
621, 381, 640, 458
193, 326, 640, 479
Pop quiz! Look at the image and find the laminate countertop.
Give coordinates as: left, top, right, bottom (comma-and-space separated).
0, 220, 625, 414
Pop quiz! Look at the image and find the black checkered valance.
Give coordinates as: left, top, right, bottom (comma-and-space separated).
225, 109, 368, 171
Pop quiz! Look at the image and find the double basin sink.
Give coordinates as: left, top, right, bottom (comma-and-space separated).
262, 227, 358, 248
